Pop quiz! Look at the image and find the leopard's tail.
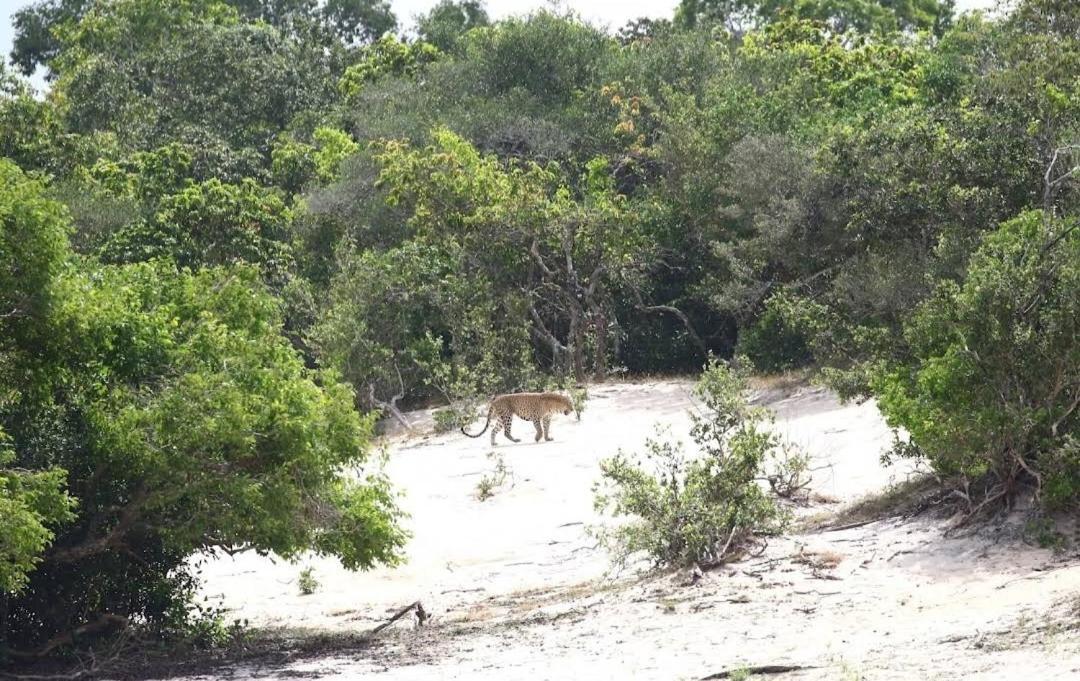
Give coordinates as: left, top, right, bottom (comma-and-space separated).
461, 405, 494, 438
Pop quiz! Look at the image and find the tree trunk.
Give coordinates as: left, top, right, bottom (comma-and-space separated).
529, 304, 571, 373
569, 309, 586, 383
593, 310, 608, 381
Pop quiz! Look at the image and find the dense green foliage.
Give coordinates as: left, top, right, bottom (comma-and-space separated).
1, 152, 403, 654
416, 0, 489, 51
0, 162, 77, 598
873, 212, 1080, 509
2, 0, 1079, 659
675, 0, 953, 34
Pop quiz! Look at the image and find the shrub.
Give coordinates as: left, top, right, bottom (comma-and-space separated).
872, 211, 1080, 512
569, 385, 589, 421
593, 359, 787, 568
738, 293, 814, 374
297, 567, 319, 596
433, 406, 472, 433
475, 451, 511, 501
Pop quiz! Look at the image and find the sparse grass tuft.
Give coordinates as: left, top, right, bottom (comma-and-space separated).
792, 548, 844, 571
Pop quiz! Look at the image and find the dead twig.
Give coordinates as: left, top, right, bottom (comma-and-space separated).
368, 363, 410, 430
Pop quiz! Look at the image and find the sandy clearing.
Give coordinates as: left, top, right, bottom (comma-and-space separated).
188, 380, 1080, 680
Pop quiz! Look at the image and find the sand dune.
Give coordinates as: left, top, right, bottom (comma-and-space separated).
190, 380, 1080, 680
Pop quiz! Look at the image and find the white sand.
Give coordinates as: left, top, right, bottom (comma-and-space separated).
190, 380, 1080, 680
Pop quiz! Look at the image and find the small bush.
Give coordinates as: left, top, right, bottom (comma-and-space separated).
593, 359, 788, 568
177, 610, 249, 650
433, 405, 472, 433
475, 451, 512, 501
570, 385, 589, 420
297, 567, 319, 596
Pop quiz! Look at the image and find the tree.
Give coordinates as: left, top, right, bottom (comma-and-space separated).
0, 437, 74, 597
9, 0, 92, 77
314, 240, 535, 418
271, 126, 361, 195
11, 0, 396, 77
369, 129, 648, 383
460, 11, 613, 105
323, 0, 396, 44
0, 160, 405, 655
0, 63, 105, 177
675, 0, 953, 35
99, 177, 295, 283
416, 0, 490, 52
0, 159, 77, 602
49, 0, 342, 177
338, 35, 440, 100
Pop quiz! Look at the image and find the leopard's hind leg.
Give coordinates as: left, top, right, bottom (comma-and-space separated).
502, 413, 520, 443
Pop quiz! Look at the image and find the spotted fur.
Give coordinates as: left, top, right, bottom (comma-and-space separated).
461, 392, 574, 445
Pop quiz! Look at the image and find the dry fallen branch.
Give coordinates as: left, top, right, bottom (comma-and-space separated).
363, 601, 428, 639
0, 669, 95, 681
994, 564, 1078, 590
6, 615, 129, 661
1, 625, 135, 681
818, 517, 889, 533
701, 664, 819, 679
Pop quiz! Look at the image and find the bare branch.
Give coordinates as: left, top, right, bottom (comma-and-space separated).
585, 264, 606, 299
528, 239, 557, 279
368, 364, 410, 429
48, 488, 149, 564
1043, 144, 1080, 214
1051, 390, 1080, 438
639, 303, 708, 359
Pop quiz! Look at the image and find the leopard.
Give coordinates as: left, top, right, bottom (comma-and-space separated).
461, 392, 575, 446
